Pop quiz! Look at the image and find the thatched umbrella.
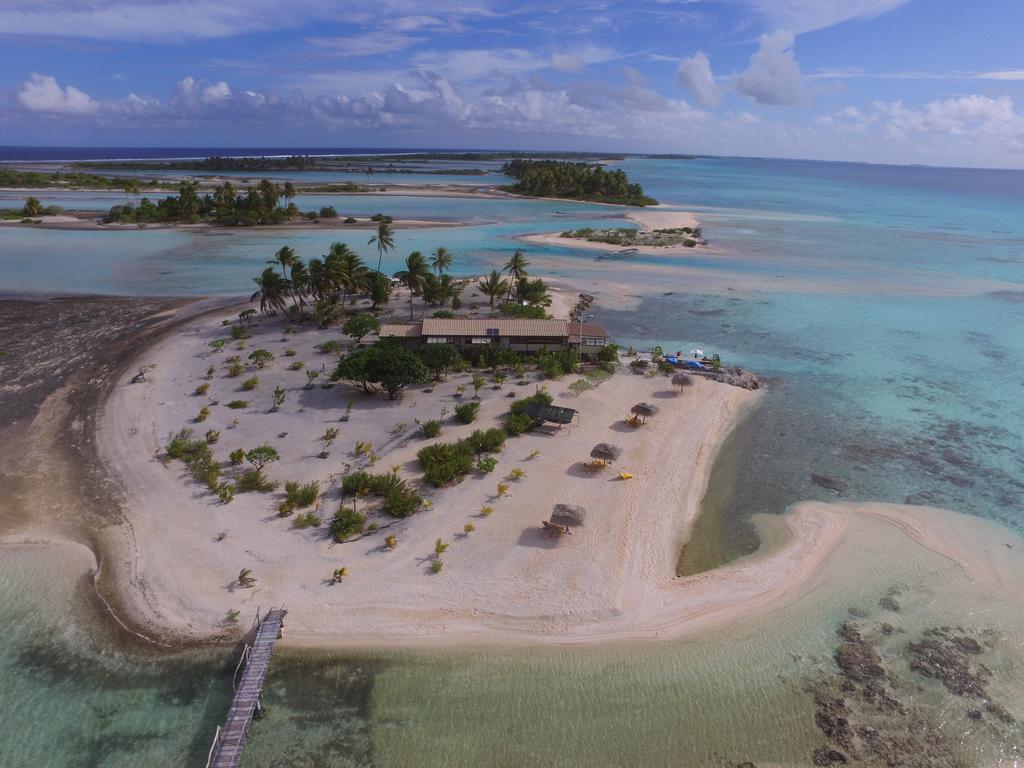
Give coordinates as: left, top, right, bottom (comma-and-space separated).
631, 402, 659, 423
672, 372, 693, 391
551, 504, 586, 527
542, 520, 571, 539
590, 443, 621, 462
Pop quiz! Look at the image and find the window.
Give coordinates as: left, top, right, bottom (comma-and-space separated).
486, 328, 500, 336
471, 337, 490, 344
426, 337, 451, 344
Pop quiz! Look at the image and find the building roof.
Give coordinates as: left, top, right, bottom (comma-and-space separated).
421, 318, 570, 337
568, 323, 609, 342
378, 323, 422, 338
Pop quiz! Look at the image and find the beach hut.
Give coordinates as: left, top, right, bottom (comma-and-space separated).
551, 504, 586, 527
590, 443, 622, 462
671, 372, 692, 391
630, 402, 659, 424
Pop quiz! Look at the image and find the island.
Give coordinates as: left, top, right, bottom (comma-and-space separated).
501, 158, 658, 206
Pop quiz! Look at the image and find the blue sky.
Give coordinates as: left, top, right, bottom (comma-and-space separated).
2, 0, 1024, 167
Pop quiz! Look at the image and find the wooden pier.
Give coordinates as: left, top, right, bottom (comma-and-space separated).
206, 608, 287, 768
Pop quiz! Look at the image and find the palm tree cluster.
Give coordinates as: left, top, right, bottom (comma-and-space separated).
501, 159, 656, 206
252, 243, 377, 321
476, 250, 550, 309
394, 247, 463, 319
108, 179, 298, 226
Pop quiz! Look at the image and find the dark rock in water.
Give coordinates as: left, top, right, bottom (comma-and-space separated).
966, 708, 983, 720
812, 747, 848, 766
985, 701, 1015, 724
908, 629, 990, 697
879, 596, 900, 612
811, 473, 848, 494
834, 624, 886, 681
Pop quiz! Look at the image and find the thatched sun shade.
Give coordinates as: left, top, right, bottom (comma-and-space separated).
672, 372, 693, 388
631, 402, 659, 418
551, 504, 586, 527
590, 443, 622, 461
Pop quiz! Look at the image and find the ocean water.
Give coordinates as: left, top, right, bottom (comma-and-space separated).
2, 155, 1024, 766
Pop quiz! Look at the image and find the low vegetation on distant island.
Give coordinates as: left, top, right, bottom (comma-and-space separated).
560, 226, 700, 248
501, 159, 658, 206
0, 168, 174, 191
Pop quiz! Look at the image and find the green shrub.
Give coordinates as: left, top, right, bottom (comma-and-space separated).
499, 302, 548, 319
229, 448, 245, 466
293, 511, 321, 529
417, 441, 474, 487
419, 419, 442, 438
463, 427, 506, 454
475, 456, 498, 473
454, 401, 479, 424
288, 360, 304, 371
194, 383, 210, 396
165, 428, 195, 459
504, 412, 534, 436
382, 485, 423, 518
284, 480, 320, 508
597, 343, 619, 364
241, 376, 259, 391
318, 339, 342, 354
205, 429, 220, 444
227, 361, 245, 377
236, 469, 278, 493
226, 400, 248, 409
230, 325, 248, 340
217, 484, 235, 503
196, 406, 210, 422
331, 506, 366, 541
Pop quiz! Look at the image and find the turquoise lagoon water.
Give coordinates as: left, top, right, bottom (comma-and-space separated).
2, 157, 1024, 766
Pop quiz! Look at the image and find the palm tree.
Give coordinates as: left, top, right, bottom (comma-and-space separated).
394, 252, 429, 320
270, 246, 298, 278
503, 250, 529, 303
430, 247, 453, 277
288, 258, 309, 316
251, 267, 290, 314
307, 257, 328, 301
368, 221, 395, 276
325, 243, 367, 308
283, 181, 297, 207
477, 270, 509, 309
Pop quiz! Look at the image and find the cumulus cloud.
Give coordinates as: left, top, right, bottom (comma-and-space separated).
676, 51, 720, 107
17, 72, 99, 114
737, 31, 807, 106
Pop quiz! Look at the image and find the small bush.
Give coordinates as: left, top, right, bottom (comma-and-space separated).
382, 486, 422, 518
463, 427, 507, 454
319, 340, 342, 354
288, 360, 304, 371
284, 480, 320, 508
236, 469, 278, 493
419, 419, 442, 438
218, 484, 235, 503
418, 442, 474, 487
229, 448, 245, 466
331, 506, 366, 542
293, 511, 321, 529
194, 383, 210, 396
504, 412, 533, 436
480, 505, 494, 516
454, 401, 479, 424
430, 559, 444, 574
227, 361, 245, 377
241, 376, 259, 391
476, 456, 497, 473
230, 325, 248, 340
205, 429, 220, 444
196, 406, 210, 423
226, 400, 249, 409
284, 349, 297, 357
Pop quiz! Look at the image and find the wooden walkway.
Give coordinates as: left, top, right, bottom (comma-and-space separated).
206, 608, 287, 768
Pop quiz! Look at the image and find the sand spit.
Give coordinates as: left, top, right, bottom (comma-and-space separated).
521, 209, 708, 256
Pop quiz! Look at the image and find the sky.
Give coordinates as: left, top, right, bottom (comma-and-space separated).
2, 0, 1024, 168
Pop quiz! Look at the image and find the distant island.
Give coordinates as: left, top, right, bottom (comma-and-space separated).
560, 225, 701, 248
78, 155, 490, 176
0, 168, 175, 191
501, 159, 658, 206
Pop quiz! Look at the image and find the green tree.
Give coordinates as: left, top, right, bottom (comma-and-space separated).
270, 245, 298, 279
333, 347, 375, 392
22, 196, 44, 216
503, 250, 529, 303
477, 270, 509, 309
368, 272, 391, 309
342, 313, 380, 343
364, 344, 428, 399
429, 246, 453, 277
283, 181, 297, 207
245, 444, 280, 471
251, 267, 290, 314
416, 343, 461, 379
368, 220, 395, 276
394, 251, 430, 320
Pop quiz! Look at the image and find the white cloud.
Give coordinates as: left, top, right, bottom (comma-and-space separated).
976, 70, 1024, 81
16, 72, 99, 114
676, 51, 720, 107
201, 81, 231, 103
736, 30, 807, 106
549, 45, 618, 74
308, 32, 421, 58
411, 48, 543, 80
741, 0, 911, 34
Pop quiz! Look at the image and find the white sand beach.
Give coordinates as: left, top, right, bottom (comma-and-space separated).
521, 209, 709, 256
